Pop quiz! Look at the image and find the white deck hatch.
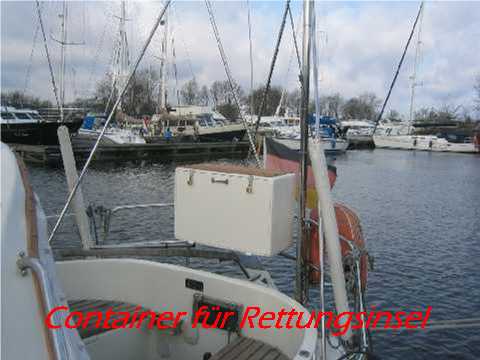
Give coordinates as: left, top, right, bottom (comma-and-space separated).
174, 164, 295, 256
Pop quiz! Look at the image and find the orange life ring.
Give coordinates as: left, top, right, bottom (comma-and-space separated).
308, 203, 368, 290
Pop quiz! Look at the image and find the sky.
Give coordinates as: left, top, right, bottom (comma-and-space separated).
1, 1, 479, 118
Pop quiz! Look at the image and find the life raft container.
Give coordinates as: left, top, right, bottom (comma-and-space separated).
308, 203, 368, 291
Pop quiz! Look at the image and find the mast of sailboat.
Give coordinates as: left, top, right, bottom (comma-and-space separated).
158, 7, 169, 112
372, 1, 425, 134
117, 1, 129, 111
59, 0, 67, 121
408, 1, 424, 132
51, 0, 84, 121
296, 0, 313, 304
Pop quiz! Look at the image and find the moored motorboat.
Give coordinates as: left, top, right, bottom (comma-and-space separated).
0, 106, 83, 145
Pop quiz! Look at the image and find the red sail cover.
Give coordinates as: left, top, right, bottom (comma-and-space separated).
264, 137, 337, 209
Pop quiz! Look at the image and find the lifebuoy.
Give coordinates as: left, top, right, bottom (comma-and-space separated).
308, 203, 368, 291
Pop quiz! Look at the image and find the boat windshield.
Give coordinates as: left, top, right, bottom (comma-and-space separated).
29, 113, 42, 120
14, 112, 32, 120
1, 112, 15, 119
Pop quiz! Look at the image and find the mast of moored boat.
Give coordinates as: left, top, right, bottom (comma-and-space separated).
59, 0, 67, 122
296, 0, 314, 304
408, 1, 424, 133
117, 1, 129, 111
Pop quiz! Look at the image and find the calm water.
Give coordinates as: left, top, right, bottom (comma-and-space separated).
27, 149, 480, 359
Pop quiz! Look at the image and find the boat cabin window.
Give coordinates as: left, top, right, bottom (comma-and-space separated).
198, 117, 207, 127
14, 112, 32, 120
29, 113, 42, 120
1, 112, 14, 119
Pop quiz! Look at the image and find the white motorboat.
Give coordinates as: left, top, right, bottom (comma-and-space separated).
373, 124, 478, 153
373, 134, 478, 153
79, 115, 146, 145
273, 136, 349, 154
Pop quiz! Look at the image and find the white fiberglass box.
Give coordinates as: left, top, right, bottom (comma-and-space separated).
174, 164, 295, 256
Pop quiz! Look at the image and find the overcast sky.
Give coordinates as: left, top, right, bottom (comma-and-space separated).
1, 1, 479, 117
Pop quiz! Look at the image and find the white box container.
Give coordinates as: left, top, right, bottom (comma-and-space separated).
174, 164, 295, 256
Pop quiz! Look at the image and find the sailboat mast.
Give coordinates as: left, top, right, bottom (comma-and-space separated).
59, 0, 68, 120
158, 9, 169, 112
118, 0, 129, 111
408, 1, 424, 130
296, 0, 314, 304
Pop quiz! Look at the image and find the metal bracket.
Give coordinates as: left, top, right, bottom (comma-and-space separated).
187, 170, 194, 186
246, 175, 254, 194
17, 251, 28, 276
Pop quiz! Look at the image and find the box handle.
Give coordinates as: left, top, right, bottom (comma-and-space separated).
211, 177, 229, 185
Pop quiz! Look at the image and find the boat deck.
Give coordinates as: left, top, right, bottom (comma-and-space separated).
210, 337, 289, 360
68, 299, 289, 360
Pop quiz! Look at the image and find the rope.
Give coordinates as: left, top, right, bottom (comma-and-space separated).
35, 0, 61, 112
251, 0, 291, 145
204, 0, 260, 167
48, 0, 172, 244
373, 2, 424, 133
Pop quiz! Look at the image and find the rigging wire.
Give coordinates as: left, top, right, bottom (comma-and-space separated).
288, 4, 302, 77
48, 0, 172, 244
171, 37, 181, 106
172, 4, 196, 82
204, 0, 261, 167
35, 0, 62, 112
86, 11, 109, 96
251, 0, 291, 146
373, 1, 424, 133
23, 20, 40, 104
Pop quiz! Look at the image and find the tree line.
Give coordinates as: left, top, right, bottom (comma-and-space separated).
3, 71, 480, 123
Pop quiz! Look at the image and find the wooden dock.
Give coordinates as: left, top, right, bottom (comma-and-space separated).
11, 139, 250, 166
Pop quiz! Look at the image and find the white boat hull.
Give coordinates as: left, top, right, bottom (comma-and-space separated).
274, 137, 349, 154
79, 128, 146, 144
2, 142, 349, 360
373, 135, 478, 153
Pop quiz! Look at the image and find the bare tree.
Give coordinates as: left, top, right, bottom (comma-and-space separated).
198, 85, 209, 106
323, 93, 344, 119
210, 80, 242, 109
181, 79, 199, 105
248, 86, 282, 116
475, 75, 480, 113
386, 109, 402, 122
1, 91, 52, 109
342, 92, 380, 120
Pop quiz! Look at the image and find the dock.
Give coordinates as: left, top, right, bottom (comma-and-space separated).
11, 139, 250, 166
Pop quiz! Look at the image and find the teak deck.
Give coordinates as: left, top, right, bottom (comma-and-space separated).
68, 299, 290, 360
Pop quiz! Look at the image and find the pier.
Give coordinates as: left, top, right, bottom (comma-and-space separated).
11, 139, 250, 166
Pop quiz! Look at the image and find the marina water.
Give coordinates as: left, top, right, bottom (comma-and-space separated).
27, 149, 480, 359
